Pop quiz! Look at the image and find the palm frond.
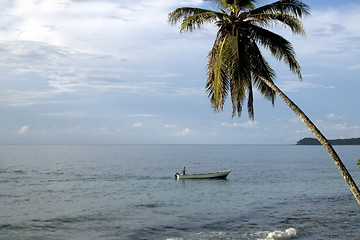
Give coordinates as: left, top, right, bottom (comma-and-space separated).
247, 84, 254, 120
249, 24, 302, 79
229, 0, 256, 13
234, 0, 256, 10
251, 0, 310, 18
168, 8, 224, 32
226, 35, 252, 117
205, 0, 255, 10
250, 13, 306, 35
247, 41, 276, 103
206, 36, 229, 111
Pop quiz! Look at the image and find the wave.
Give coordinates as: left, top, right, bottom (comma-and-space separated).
164, 228, 298, 240
260, 227, 297, 240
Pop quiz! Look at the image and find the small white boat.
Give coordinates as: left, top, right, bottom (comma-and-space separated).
174, 170, 231, 180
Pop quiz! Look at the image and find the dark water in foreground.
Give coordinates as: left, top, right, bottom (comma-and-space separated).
1, 144, 360, 240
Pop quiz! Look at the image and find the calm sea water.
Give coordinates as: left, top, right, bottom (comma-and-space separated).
1, 144, 360, 240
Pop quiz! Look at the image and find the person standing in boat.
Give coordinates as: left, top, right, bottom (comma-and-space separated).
182, 167, 186, 175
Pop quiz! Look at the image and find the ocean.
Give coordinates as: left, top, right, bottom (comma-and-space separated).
0, 144, 359, 240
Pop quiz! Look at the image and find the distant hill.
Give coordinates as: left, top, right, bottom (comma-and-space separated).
297, 137, 360, 145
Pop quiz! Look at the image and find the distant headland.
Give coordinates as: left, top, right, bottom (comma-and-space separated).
297, 137, 360, 145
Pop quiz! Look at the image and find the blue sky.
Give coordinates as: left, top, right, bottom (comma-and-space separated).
0, 0, 359, 144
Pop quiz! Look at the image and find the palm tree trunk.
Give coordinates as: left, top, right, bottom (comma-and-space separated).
260, 77, 360, 206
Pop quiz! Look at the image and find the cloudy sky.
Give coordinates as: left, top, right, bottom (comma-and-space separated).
0, 0, 359, 144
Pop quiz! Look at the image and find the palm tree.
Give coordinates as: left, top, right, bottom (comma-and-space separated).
169, 0, 360, 205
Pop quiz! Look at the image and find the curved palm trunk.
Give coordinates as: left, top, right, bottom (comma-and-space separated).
260, 77, 360, 206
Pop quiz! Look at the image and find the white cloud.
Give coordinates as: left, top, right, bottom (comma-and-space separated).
221, 121, 257, 128
0, 0, 205, 55
173, 87, 205, 96
326, 113, 346, 120
310, 119, 360, 139
165, 124, 176, 128
333, 123, 348, 130
242, 121, 258, 128
0, 0, 213, 109
0, 40, 198, 107
0, 89, 55, 107
297, 5, 360, 58
179, 128, 192, 136
132, 122, 143, 128
17, 125, 30, 135
277, 80, 334, 92
221, 122, 239, 127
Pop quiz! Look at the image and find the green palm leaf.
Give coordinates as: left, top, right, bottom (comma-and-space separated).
251, 0, 310, 17
168, 8, 224, 32
249, 24, 302, 78
206, 36, 229, 111
250, 13, 306, 35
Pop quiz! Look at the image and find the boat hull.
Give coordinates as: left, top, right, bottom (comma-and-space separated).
175, 170, 231, 180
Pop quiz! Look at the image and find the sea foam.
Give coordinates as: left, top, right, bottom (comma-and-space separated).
262, 227, 297, 240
